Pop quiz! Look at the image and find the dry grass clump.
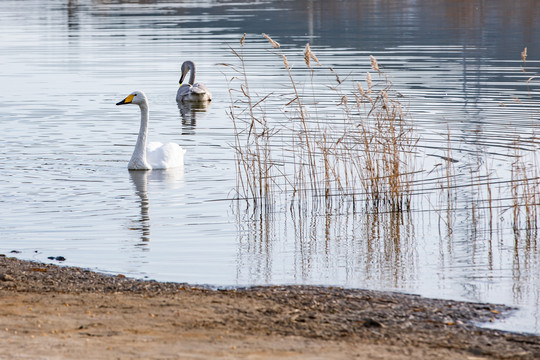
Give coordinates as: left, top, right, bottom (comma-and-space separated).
509, 140, 540, 233
223, 34, 418, 211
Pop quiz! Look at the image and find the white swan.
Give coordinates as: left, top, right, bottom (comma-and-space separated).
116, 91, 186, 170
176, 60, 212, 103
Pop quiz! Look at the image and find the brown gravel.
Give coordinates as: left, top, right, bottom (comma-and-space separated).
1, 254, 539, 359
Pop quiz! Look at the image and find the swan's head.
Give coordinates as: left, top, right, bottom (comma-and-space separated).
116, 91, 147, 106
179, 60, 195, 85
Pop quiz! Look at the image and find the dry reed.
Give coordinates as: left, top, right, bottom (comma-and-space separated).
224, 34, 418, 211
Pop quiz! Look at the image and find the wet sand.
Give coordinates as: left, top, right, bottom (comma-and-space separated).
1, 255, 539, 359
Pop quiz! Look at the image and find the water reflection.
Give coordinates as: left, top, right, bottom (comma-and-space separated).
129, 171, 151, 243
66, 0, 79, 31
178, 101, 210, 135
129, 168, 185, 244
235, 199, 417, 288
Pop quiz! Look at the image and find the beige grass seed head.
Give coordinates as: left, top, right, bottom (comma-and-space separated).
262, 33, 280, 48
304, 43, 321, 68
370, 55, 380, 73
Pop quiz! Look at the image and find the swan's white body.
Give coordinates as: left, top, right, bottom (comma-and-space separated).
116, 91, 186, 171
176, 60, 212, 103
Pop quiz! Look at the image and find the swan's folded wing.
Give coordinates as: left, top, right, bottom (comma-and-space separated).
192, 83, 211, 97
147, 141, 164, 152
147, 142, 185, 169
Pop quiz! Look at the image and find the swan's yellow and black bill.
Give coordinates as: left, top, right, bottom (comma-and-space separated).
116, 94, 134, 105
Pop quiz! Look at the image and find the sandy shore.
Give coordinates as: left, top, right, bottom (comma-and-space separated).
0, 255, 539, 359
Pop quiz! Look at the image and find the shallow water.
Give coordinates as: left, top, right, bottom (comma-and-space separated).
1, 0, 540, 334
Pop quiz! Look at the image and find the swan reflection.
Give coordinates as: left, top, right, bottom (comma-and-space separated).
178, 101, 210, 135
129, 167, 185, 244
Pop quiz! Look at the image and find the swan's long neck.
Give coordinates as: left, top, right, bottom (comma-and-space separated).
129, 101, 150, 170
188, 62, 196, 85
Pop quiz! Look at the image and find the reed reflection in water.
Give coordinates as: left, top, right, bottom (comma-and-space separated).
234, 199, 417, 288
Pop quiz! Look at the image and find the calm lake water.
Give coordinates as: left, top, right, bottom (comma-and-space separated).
1, 0, 540, 333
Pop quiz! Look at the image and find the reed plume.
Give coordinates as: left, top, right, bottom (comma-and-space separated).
370, 55, 380, 74
262, 33, 280, 48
